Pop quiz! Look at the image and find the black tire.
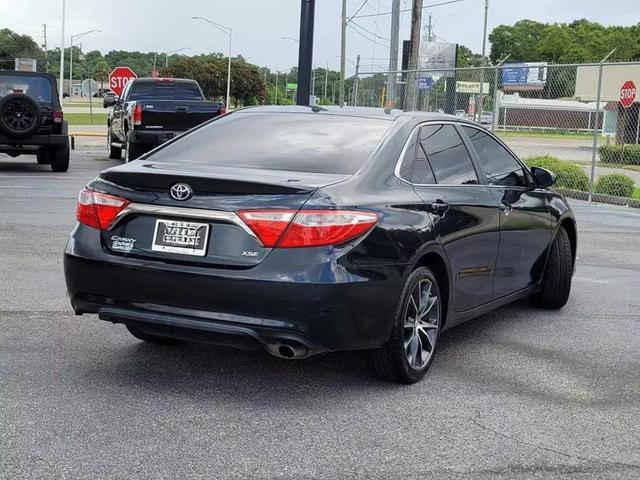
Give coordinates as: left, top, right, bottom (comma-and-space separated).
0, 93, 42, 138
370, 267, 443, 384
50, 142, 70, 172
36, 148, 51, 164
124, 132, 144, 162
530, 226, 573, 309
108, 127, 122, 160
125, 324, 181, 345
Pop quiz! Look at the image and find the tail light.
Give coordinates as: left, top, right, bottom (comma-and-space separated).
238, 209, 378, 248
76, 188, 129, 230
132, 104, 143, 125
53, 111, 63, 123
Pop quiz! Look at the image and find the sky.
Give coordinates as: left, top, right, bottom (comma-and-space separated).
1, 0, 638, 74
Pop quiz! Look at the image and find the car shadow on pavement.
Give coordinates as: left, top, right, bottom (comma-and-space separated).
76, 301, 540, 403
0, 159, 55, 172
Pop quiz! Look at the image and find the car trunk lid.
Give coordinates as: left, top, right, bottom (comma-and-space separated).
95, 161, 349, 267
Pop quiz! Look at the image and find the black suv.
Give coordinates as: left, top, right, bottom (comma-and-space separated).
0, 71, 70, 172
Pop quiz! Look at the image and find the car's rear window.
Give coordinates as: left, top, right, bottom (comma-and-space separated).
129, 82, 203, 101
150, 112, 392, 175
0, 75, 52, 103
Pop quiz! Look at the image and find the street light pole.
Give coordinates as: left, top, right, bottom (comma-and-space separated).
296, 0, 315, 105
165, 47, 189, 68
69, 29, 101, 98
339, 0, 346, 107
192, 17, 232, 108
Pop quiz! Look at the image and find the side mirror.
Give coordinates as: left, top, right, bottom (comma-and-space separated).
531, 166, 556, 189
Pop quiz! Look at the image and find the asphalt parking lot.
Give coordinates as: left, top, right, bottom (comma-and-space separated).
1, 146, 639, 479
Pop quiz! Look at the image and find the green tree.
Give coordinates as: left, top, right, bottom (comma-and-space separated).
0, 28, 46, 70
489, 20, 547, 63
456, 45, 484, 67
490, 19, 640, 63
160, 57, 266, 106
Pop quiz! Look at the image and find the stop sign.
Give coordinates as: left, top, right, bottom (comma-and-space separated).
108, 67, 137, 97
620, 80, 636, 108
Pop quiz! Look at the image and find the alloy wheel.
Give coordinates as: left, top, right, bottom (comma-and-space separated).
403, 278, 440, 370
3, 98, 36, 131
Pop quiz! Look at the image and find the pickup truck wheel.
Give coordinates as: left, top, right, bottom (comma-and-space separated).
50, 143, 70, 172
108, 127, 122, 160
36, 148, 51, 164
124, 133, 144, 162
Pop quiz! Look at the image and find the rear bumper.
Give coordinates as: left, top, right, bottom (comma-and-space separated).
130, 129, 183, 147
64, 228, 404, 354
0, 133, 68, 147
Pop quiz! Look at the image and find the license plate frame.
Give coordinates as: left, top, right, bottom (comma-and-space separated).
151, 219, 210, 257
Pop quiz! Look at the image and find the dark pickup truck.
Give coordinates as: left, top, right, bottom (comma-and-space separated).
105, 78, 224, 161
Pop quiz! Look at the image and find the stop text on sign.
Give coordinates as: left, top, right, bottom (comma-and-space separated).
109, 76, 132, 90
619, 80, 636, 108
108, 67, 137, 97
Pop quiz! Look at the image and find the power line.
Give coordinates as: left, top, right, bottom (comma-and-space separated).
351, 0, 466, 18
432, 0, 484, 18
348, 23, 390, 48
350, 20, 390, 42
347, 0, 370, 24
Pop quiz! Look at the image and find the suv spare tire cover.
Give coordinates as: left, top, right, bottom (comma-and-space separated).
0, 93, 43, 139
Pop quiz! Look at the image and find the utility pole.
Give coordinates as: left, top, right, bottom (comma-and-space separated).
42, 24, 49, 72
387, 0, 400, 109
275, 72, 279, 105
405, 0, 423, 111
477, 0, 489, 121
427, 14, 432, 42
311, 63, 316, 99
59, 0, 66, 104
352, 54, 360, 106
323, 62, 328, 100
285, 72, 289, 102
339, 0, 347, 107
296, 0, 315, 105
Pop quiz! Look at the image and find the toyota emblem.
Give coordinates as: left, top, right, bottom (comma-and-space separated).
170, 183, 193, 201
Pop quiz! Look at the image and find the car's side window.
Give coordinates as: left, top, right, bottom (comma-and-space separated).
398, 129, 417, 182
412, 144, 436, 184
461, 126, 528, 187
419, 124, 479, 185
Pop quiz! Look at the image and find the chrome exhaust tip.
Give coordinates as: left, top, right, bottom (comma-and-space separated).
265, 342, 309, 360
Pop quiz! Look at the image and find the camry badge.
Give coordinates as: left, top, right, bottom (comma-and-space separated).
170, 183, 193, 201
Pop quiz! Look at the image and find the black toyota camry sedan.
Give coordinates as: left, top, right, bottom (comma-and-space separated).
64, 106, 576, 384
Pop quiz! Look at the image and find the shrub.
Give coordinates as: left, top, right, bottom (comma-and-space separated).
599, 144, 640, 165
523, 155, 590, 191
594, 173, 635, 198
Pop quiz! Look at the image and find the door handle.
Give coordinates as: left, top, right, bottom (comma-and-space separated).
499, 202, 513, 212
428, 200, 449, 215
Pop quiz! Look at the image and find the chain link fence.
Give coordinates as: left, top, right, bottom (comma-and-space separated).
349, 62, 640, 207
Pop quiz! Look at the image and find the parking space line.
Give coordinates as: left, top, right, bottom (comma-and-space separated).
0, 176, 82, 179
